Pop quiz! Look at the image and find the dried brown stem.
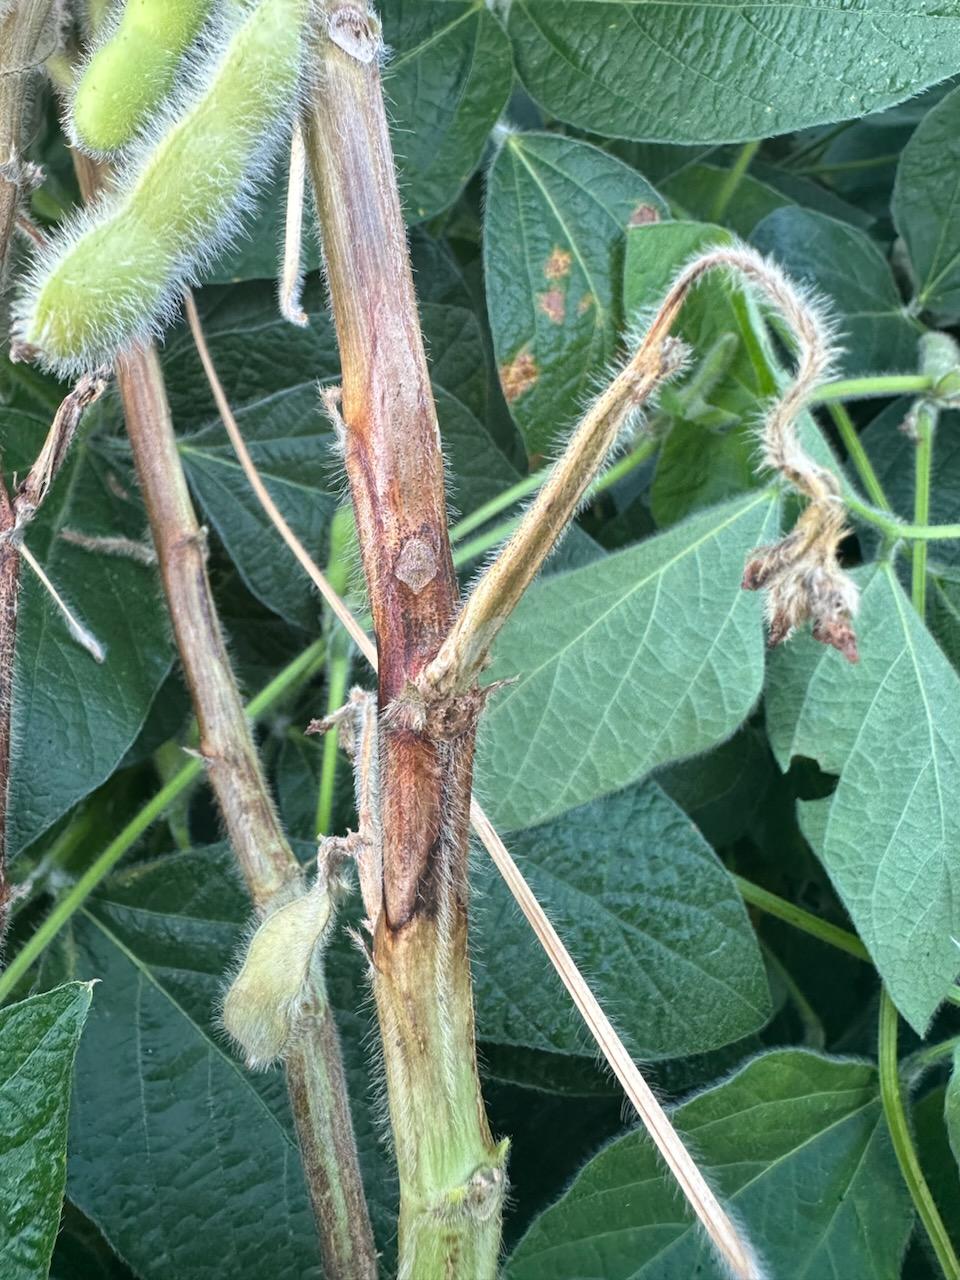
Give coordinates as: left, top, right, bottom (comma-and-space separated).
193, 180, 769, 1272
0, 0, 57, 294
425, 335, 687, 697
427, 243, 843, 697
0, 369, 106, 940
303, 4, 504, 1274
116, 342, 377, 1280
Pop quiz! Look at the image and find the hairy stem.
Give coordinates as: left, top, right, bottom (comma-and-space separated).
813, 373, 934, 403
303, 6, 504, 1275
116, 341, 376, 1278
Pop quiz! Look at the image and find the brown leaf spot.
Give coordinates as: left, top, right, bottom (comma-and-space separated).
537, 289, 566, 325
629, 203, 661, 227
577, 292, 596, 316
499, 351, 539, 404
544, 247, 572, 280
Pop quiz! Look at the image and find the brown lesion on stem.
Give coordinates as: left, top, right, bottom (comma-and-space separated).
303, 4, 504, 1273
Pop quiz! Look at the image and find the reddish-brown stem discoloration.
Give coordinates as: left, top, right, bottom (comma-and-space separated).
303, 6, 503, 1272
303, 11, 465, 934
304, 19, 457, 930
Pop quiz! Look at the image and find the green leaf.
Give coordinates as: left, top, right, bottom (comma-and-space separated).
473, 780, 770, 1059
204, 156, 321, 286
657, 723, 773, 847
751, 208, 921, 375
0, 984, 92, 1280
663, 164, 790, 237
66, 846, 393, 1279
164, 279, 340, 629
476, 490, 775, 831
894, 84, 960, 317
8, 427, 173, 855
506, 1049, 913, 1280
506, 0, 960, 145
766, 563, 960, 1033
382, 0, 513, 221
485, 132, 667, 456
50, 1203, 136, 1280
167, 281, 520, 626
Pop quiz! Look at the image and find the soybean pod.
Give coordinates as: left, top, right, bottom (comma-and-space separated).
20, 0, 308, 376
72, 0, 218, 154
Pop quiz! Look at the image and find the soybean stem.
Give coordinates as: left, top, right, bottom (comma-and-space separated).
878, 990, 960, 1280
828, 403, 892, 512
710, 140, 761, 222
912, 404, 936, 617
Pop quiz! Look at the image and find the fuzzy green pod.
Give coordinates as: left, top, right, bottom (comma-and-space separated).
223, 883, 335, 1069
72, 0, 218, 154
19, 0, 306, 376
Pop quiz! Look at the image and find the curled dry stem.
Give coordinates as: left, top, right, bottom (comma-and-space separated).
424, 243, 857, 707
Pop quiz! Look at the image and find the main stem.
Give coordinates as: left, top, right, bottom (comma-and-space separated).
303, 7, 504, 1276
116, 344, 376, 1279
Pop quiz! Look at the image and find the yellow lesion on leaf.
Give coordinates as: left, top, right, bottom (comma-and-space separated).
537, 289, 566, 324
499, 350, 539, 403
544, 246, 572, 279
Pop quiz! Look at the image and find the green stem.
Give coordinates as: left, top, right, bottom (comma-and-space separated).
448, 468, 542, 542
846, 497, 960, 544
794, 154, 900, 176
813, 374, 934, 404
452, 436, 659, 566
737, 875, 960, 1007
904, 1034, 960, 1076
785, 119, 857, 170
913, 404, 936, 617
828, 402, 892, 512
316, 643, 350, 836
879, 427, 960, 1280
0, 638, 325, 1004
710, 139, 761, 222
734, 875, 870, 960
316, 507, 355, 836
879, 989, 960, 1280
